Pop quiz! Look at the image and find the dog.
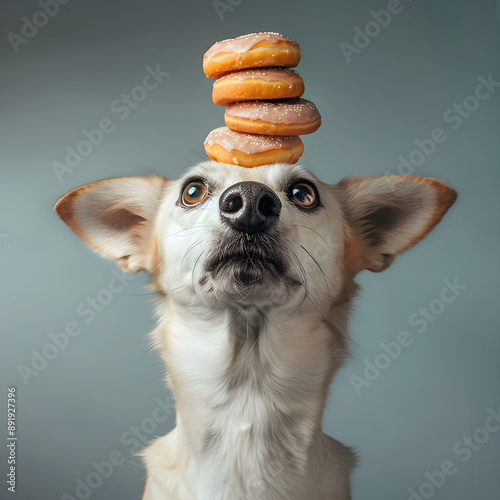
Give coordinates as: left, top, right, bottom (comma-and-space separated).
55, 161, 456, 499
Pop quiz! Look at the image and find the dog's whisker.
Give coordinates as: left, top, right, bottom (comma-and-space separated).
166, 226, 209, 238
223, 307, 243, 334
181, 239, 204, 269
300, 244, 331, 296
304, 295, 335, 330
163, 285, 185, 294
230, 268, 249, 300
285, 253, 309, 320
191, 150, 209, 163
245, 327, 260, 357
294, 224, 333, 251
253, 304, 288, 333
122, 284, 185, 296
191, 251, 206, 300
172, 229, 206, 238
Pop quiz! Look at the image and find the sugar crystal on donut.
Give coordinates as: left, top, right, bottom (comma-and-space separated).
212, 68, 305, 105
204, 127, 304, 167
202, 32, 322, 166
203, 33, 300, 78
224, 99, 321, 136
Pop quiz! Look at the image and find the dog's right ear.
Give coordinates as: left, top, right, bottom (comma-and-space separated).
54, 176, 168, 273
338, 175, 456, 273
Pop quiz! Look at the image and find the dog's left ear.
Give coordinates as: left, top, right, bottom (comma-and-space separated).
339, 175, 457, 273
54, 176, 168, 273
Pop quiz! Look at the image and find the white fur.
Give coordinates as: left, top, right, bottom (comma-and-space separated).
55, 162, 456, 500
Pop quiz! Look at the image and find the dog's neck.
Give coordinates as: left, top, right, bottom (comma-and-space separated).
153, 297, 350, 497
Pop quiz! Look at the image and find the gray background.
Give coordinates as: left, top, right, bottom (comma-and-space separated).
1, 0, 499, 499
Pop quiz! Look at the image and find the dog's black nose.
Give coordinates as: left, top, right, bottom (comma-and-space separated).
219, 181, 281, 234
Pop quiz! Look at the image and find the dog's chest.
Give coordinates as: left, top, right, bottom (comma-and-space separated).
194, 389, 310, 500
195, 359, 315, 498
159, 309, 331, 499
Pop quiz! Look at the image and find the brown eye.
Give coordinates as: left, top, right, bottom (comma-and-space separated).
182, 181, 208, 206
290, 182, 317, 208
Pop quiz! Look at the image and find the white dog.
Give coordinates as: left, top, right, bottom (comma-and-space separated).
55, 162, 456, 500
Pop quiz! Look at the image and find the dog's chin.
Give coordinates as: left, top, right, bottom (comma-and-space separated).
199, 233, 302, 308
204, 260, 284, 306
219, 257, 281, 284
200, 257, 300, 308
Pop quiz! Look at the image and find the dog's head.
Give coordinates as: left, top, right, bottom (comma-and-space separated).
55, 162, 456, 315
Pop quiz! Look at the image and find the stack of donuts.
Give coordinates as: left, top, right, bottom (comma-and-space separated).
203, 33, 321, 168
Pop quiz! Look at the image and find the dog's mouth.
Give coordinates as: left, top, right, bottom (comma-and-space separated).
205, 234, 286, 285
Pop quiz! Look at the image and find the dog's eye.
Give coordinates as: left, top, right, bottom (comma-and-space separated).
182, 182, 208, 206
289, 182, 317, 208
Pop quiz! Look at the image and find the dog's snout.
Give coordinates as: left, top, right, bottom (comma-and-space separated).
219, 181, 281, 234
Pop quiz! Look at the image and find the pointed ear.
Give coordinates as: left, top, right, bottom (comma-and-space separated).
339, 175, 457, 273
54, 175, 168, 273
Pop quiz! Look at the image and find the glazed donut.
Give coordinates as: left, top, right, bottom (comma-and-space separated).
212, 68, 304, 106
203, 32, 300, 78
204, 127, 304, 167
224, 98, 321, 136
